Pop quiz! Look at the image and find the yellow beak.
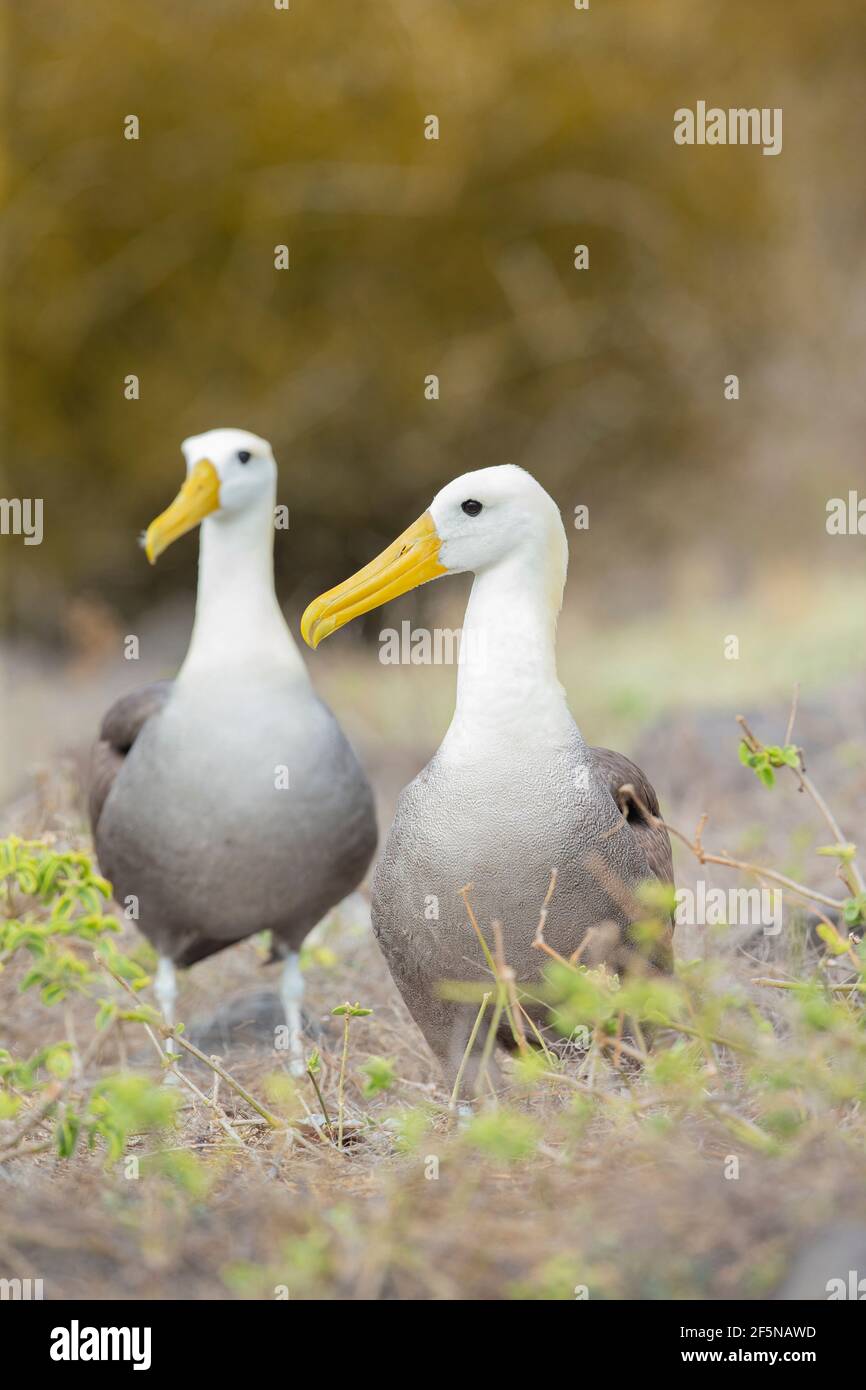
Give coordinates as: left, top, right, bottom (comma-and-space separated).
301, 510, 446, 649
144, 459, 221, 564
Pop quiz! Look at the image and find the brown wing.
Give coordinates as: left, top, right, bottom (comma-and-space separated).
591, 745, 675, 972
88, 681, 173, 834
590, 746, 673, 886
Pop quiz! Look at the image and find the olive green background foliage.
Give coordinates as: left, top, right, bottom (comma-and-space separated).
3, 0, 865, 634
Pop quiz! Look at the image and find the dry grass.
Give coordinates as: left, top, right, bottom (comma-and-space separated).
1, 661, 865, 1302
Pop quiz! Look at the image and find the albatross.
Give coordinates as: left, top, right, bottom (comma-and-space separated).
89, 429, 377, 1069
301, 465, 673, 1085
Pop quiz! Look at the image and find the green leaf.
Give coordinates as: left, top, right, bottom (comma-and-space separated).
331, 1001, 372, 1017
816, 922, 850, 956
464, 1109, 539, 1163
360, 1055, 396, 1097
56, 1111, 82, 1158
44, 1044, 74, 1078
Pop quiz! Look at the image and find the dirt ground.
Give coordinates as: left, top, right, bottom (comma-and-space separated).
1, 657, 864, 1301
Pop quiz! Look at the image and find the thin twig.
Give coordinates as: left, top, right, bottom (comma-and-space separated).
738, 711, 864, 896
620, 785, 846, 913
449, 991, 491, 1112
532, 869, 571, 964
0, 1017, 120, 1154
474, 989, 506, 1100
459, 884, 521, 1043
306, 1066, 334, 1137
492, 920, 528, 1055
753, 976, 864, 994
97, 954, 282, 1128
337, 1015, 350, 1150
784, 683, 800, 747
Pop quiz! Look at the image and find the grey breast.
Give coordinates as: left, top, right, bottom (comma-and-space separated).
93, 676, 377, 964
370, 728, 671, 1067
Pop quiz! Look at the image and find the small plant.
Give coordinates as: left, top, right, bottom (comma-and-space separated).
0, 836, 285, 1167
738, 739, 800, 788
463, 1108, 539, 1163
305, 1048, 334, 1137
360, 1054, 396, 1098
0, 838, 169, 1164
330, 1001, 372, 1148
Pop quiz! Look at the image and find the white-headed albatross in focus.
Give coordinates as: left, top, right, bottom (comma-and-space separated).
301, 465, 673, 1085
89, 429, 377, 1071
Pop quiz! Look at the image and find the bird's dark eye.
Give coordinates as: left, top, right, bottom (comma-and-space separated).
462, 499, 482, 516
237, 450, 251, 464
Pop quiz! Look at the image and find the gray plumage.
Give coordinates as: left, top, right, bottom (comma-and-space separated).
297, 462, 676, 1084
90, 676, 377, 967
371, 731, 673, 1081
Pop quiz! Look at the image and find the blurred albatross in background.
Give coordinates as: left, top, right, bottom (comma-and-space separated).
302, 464, 673, 1087
89, 429, 377, 1070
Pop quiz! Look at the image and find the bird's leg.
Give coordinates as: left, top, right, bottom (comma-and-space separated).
279, 950, 305, 1077
154, 956, 178, 1057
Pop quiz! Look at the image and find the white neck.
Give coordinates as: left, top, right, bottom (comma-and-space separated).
178, 489, 306, 686
441, 552, 577, 759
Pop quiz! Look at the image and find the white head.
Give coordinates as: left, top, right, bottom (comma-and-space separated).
302, 463, 568, 648
430, 464, 567, 586
145, 428, 277, 563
